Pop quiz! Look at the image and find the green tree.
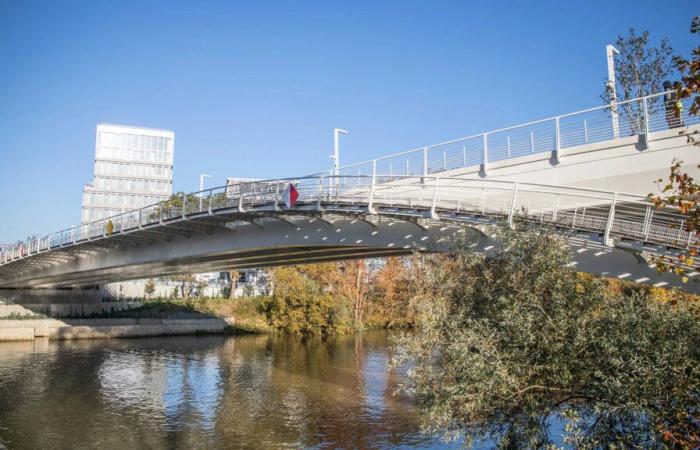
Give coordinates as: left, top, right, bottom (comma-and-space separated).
391, 225, 700, 448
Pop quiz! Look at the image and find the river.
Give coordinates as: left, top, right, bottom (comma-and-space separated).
0, 330, 469, 449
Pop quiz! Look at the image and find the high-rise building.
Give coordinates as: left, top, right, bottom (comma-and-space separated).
82, 124, 175, 224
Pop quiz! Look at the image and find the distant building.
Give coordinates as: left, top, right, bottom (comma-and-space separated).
82, 124, 174, 224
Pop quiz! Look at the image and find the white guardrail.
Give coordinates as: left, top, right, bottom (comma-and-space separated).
2, 91, 697, 267
334, 91, 698, 179
0, 173, 697, 269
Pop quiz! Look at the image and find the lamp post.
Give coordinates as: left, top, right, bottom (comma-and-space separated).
331, 128, 348, 193
606, 44, 620, 138
199, 173, 212, 210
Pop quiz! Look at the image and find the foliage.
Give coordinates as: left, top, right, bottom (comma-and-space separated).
262, 257, 422, 335
602, 28, 674, 133
673, 16, 700, 117
365, 256, 419, 329
228, 269, 240, 299
262, 264, 353, 335
144, 279, 156, 297
648, 16, 700, 280
391, 225, 700, 448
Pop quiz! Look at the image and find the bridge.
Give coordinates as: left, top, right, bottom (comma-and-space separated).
1, 91, 699, 293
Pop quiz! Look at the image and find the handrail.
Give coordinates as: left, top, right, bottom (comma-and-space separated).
1, 173, 694, 269
4, 89, 699, 267
335, 90, 694, 172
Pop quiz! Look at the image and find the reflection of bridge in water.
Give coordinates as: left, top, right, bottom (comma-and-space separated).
1, 91, 699, 293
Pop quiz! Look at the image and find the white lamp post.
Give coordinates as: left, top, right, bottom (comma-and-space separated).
331, 128, 348, 192
606, 44, 620, 138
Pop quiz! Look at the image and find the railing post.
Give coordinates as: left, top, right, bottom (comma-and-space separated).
583, 119, 588, 143
422, 147, 428, 183
367, 160, 377, 214
317, 177, 324, 211
430, 177, 439, 219
603, 193, 618, 247
480, 134, 488, 177
238, 189, 245, 213
642, 205, 652, 241
462, 144, 467, 167
641, 96, 650, 149
181, 193, 187, 219
138, 209, 143, 229
553, 117, 561, 164
274, 182, 280, 211
507, 136, 511, 158
507, 182, 519, 227
530, 131, 534, 153
207, 193, 213, 215
552, 194, 560, 222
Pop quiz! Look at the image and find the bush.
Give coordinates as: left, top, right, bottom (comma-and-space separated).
262, 265, 353, 335
392, 225, 700, 448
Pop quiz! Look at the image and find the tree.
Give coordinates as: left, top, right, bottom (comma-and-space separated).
648, 16, 700, 280
170, 274, 196, 298
391, 225, 700, 448
366, 256, 417, 328
602, 28, 673, 133
228, 269, 240, 299
144, 279, 156, 298
330, 260, 370, 327
263, 263, 352, 335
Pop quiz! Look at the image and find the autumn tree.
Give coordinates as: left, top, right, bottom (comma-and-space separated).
330, 260, 370, 327
144, 279, 156, 298
648, 16, 700, 280
366, 257, 417, 328
263, 263, 352, 335
228, 269, 240, 299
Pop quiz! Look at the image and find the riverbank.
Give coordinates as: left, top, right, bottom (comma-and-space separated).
0, 317, 229, 341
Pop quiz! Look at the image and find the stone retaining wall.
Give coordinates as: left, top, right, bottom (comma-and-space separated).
0, 302, 143, 318
0, 318, 228, 342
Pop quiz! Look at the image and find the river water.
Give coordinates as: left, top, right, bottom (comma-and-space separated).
0, 331, 467, 449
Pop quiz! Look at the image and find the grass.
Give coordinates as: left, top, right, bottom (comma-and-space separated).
112, 296, 273, 334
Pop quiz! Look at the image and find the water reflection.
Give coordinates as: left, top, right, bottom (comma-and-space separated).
0, 332, 461, 449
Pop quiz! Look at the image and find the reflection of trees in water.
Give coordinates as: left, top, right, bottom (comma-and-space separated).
0, 337, 227, 449
0, 332, 438, 449
213, 331, 429, 448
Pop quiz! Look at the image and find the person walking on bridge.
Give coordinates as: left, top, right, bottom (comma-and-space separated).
663, 80, 684, 129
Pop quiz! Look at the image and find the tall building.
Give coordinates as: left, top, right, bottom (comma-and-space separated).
82, 124, 175, 224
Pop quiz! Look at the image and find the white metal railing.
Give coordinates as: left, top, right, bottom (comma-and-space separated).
2, 91, 698, 271
1, 175, 696, 271
334, 91, 698, 180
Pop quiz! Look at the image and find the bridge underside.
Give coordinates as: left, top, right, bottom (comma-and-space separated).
0, 207, 696, 293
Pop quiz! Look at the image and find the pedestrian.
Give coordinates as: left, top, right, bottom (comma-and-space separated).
663, 81, 684, 129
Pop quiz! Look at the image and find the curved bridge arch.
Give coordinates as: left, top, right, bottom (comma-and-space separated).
0, 176, 697, 292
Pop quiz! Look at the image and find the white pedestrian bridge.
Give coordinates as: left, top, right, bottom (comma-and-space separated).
2, 92, 699, 292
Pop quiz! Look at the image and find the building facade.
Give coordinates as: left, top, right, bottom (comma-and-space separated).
82, 124, 174, 224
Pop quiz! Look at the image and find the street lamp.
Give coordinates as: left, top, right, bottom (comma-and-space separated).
606, 44, 620, 138
331, 128, 348, 192
199, 173, 212, 210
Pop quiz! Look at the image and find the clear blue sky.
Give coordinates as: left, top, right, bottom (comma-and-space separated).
0, 0, 696, 242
